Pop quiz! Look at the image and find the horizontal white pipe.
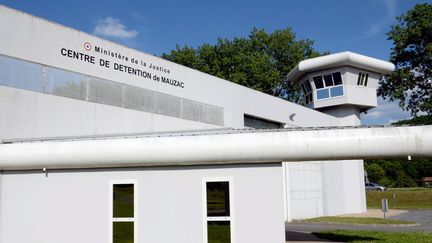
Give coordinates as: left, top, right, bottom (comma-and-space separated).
0, 126, 431, 170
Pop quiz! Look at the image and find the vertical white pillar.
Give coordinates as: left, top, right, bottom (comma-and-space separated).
282, 162, 291, 222
319, 105, 366, 215
0, 171, 2, 243
318, 105, 361, 126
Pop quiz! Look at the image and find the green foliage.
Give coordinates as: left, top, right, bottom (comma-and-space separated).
393, 170, 418, 187
365, 163, 385, 182
161, 28, 322, 102
392, 114, 432, 125
378, 177, 391, 187
364, 159, 431, 187
365, 115, 432, 187
379, 4, 432, 115
313, 230, 432, 243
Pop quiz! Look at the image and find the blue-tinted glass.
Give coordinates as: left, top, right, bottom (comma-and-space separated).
330, 86, 344, 97
317, 89, 329, 99
0, 55, 42, 92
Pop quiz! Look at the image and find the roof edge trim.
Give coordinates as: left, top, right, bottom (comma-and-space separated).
287, 51, 395, 81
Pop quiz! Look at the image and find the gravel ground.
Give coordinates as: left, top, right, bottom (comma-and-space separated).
337, 209, 407, 219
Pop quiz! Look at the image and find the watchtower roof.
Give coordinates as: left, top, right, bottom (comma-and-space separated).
286, 51, 395, 81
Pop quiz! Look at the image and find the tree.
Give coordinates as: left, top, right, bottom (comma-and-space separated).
378, 4, 432, 115
365, 163, 385, 182
161, 28, 322, 102
378, 177, 391, 187
392, 114, 432, 125
392, 170, 417, 188
365, 115, 432, 188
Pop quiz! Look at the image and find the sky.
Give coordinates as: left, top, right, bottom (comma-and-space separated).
1, 0, 430, 124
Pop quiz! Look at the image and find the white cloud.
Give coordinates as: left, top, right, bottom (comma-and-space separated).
93, 17, 138, 39
361, 97, 411, 125
363, 0, 397, 38
365, 110, 384, 119
383, 0, 397, 16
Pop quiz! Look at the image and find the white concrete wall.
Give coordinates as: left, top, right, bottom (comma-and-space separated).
344, 67, 379, 108
321, 160, 366, 216
0, 83, 340, 139
284, 162, 323, 221
283, 90, 366, 221
284, 159, 366, 221
0, 171, 2, 243
0, 164, 285, 243
0, 86, 219, 139
319, 105, 361, 126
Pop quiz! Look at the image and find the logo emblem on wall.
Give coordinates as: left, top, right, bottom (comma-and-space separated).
84, 42, 92, 51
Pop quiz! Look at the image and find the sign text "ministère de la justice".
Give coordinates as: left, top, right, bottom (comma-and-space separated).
60, 46, 185, 89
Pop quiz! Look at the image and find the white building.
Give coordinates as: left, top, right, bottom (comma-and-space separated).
1, 4, 425, 243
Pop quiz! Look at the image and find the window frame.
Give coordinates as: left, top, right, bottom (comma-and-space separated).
357, 72, 369, 87
301, 80, 313, 105
312, 72, 345, 101
109, 179, 138, 243
202, 177, 235, 243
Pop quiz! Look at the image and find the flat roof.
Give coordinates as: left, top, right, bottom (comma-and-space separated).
1, 125, 408, 144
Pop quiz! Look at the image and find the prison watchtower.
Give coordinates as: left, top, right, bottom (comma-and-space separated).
286, 52, 395, 125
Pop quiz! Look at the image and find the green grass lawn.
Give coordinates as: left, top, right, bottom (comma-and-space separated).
367, 188, 432, 209
313, 230, 432, 243
303, 217, 414, 225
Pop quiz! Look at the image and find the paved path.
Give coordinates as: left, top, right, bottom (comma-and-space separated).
285, 209, 432, 242
389, 209, 432, 231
